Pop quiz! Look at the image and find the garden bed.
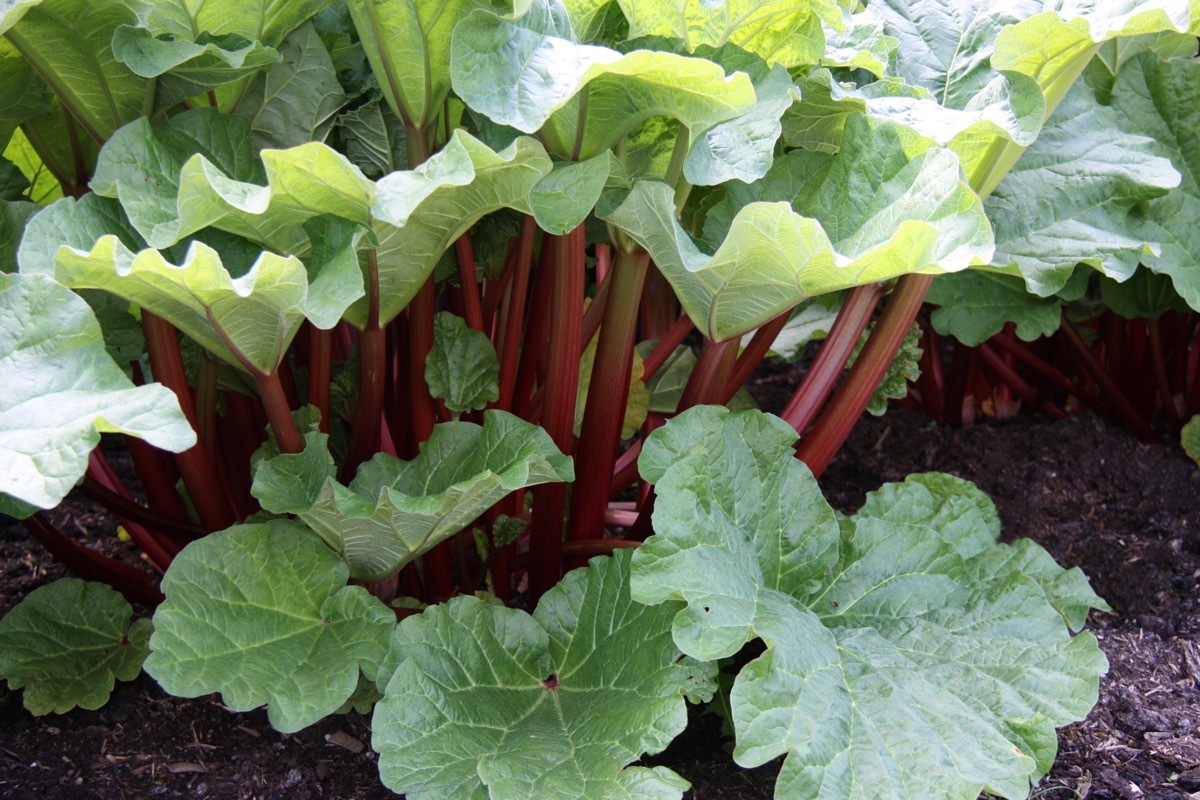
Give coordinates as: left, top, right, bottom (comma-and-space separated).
1, 407, 1197, 800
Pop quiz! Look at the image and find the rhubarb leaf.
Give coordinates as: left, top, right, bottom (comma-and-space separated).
632, 406, 1108, 800
529, 152, 613, 235
0, 199, 38, 272
927, 271, 1062, 345
426, 311, 500, 415
0, 578, 151, 714
135, 0, 333, 47
143, 520, 395, 734
232, 22, 346, 151
1105, 53, 1200, 310
252, 410, 573, 581
603, 115, 992, 341
987, 78, 1179, 296
372, 549, 712, 800
0, 272, 194, 515
1183, 416, 1200, 466
450, 5, 755, 159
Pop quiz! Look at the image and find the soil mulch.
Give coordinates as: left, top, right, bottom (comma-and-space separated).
1, 408, 1198, 799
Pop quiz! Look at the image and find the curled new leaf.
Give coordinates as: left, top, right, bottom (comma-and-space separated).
143, 520, 395, 734
632, 406, 1108, 800
372, 550, 714, 800
0, 578, 151, 714
0, 272, 195, 516
252, 410, 574, 581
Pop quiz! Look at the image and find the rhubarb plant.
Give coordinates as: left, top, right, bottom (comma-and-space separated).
0, 0, 1192, 796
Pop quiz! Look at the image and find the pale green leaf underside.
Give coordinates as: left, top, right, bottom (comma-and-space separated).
632, 406, 1108, 800
602, 116, 993, 341
143, 520, 395, 734
0, 578, 150, 714
252, 410, 573, 581
0, 272, 194, 515
135, 0, 333, 47
986, 77, 1179, 296
373, 550, 709, 800
426, 311, 500, 414
451, 7, 755, 159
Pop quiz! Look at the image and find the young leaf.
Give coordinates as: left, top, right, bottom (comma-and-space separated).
529, 152, 614, 235
927, 271, 1062, 345
0, 272, 194, 516
632, 406, 1108, 800
425, 311, 500, 415
848, 320, 922, 416
450, 4, 755, 159
143, 520, 395, 734
986, 78, 1179, 296
252, 410, 574, 581
603, 115, 993, 341
372, 549, 714, 800
820, 6, 899, 78
0, 578, 151, 715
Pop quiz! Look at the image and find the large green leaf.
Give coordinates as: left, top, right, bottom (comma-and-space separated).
344, 0, 500, 128
363, 130, 552, 327
143, 520, 395, 734
820, 6, 899, 78
0, 578, 151, 714
927, 271, 1062, 345
251, 410, 574, 581
48, 233, 342, 374
1105, 53, 1200, 310
631, 406, 1108, 800
602, 115, 993, 341
0, 272, 194, 516
0, 199, 38, 272
615, 0, 837, 66
372, 549, 713, 800
231, 22, 346, 151
0, 36, 49, 146
450, 4, 755, 159
133, 0, 334, 47
1, 0, 149, 143
986, 77, 1179, 296
111, 27, 281, 108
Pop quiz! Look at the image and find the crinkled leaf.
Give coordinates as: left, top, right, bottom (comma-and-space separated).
632, 406, 1108, 800
1182, 415, 1200, 466
48, 233, 336, 374
530, 151, 613, 234
927, 270, 1062, 346
373, 549, 712, 800
143, 520, 395, 734
252, 410, 573, 581
0, 0, 148, 143
232, 22, 346, 151
615, 0, 837, 66
986, 78, 1179, 296
603, 115, 993, 341
0, 578, 151, 714
344, 0, 502, 128
333, 98, 409, 180
111, 26, 281, 108
0, 272, 194, 515
683, 46, 799, 187
426, 311, 500, 414
848, 320, 922, 416
363, 131, 552, 328
562, 0, 625, 44
1105, 53, 1200, 311
856, 472, 1000, 557
636, 341, 753, 414
451, 5, 755, 159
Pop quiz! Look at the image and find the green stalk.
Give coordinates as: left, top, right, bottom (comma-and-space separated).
529, 226, 586, 598
567, 247, 650, 543
142, 312, 235, 533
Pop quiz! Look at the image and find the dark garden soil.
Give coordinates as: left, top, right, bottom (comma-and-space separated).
2, 404, 1198, 799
